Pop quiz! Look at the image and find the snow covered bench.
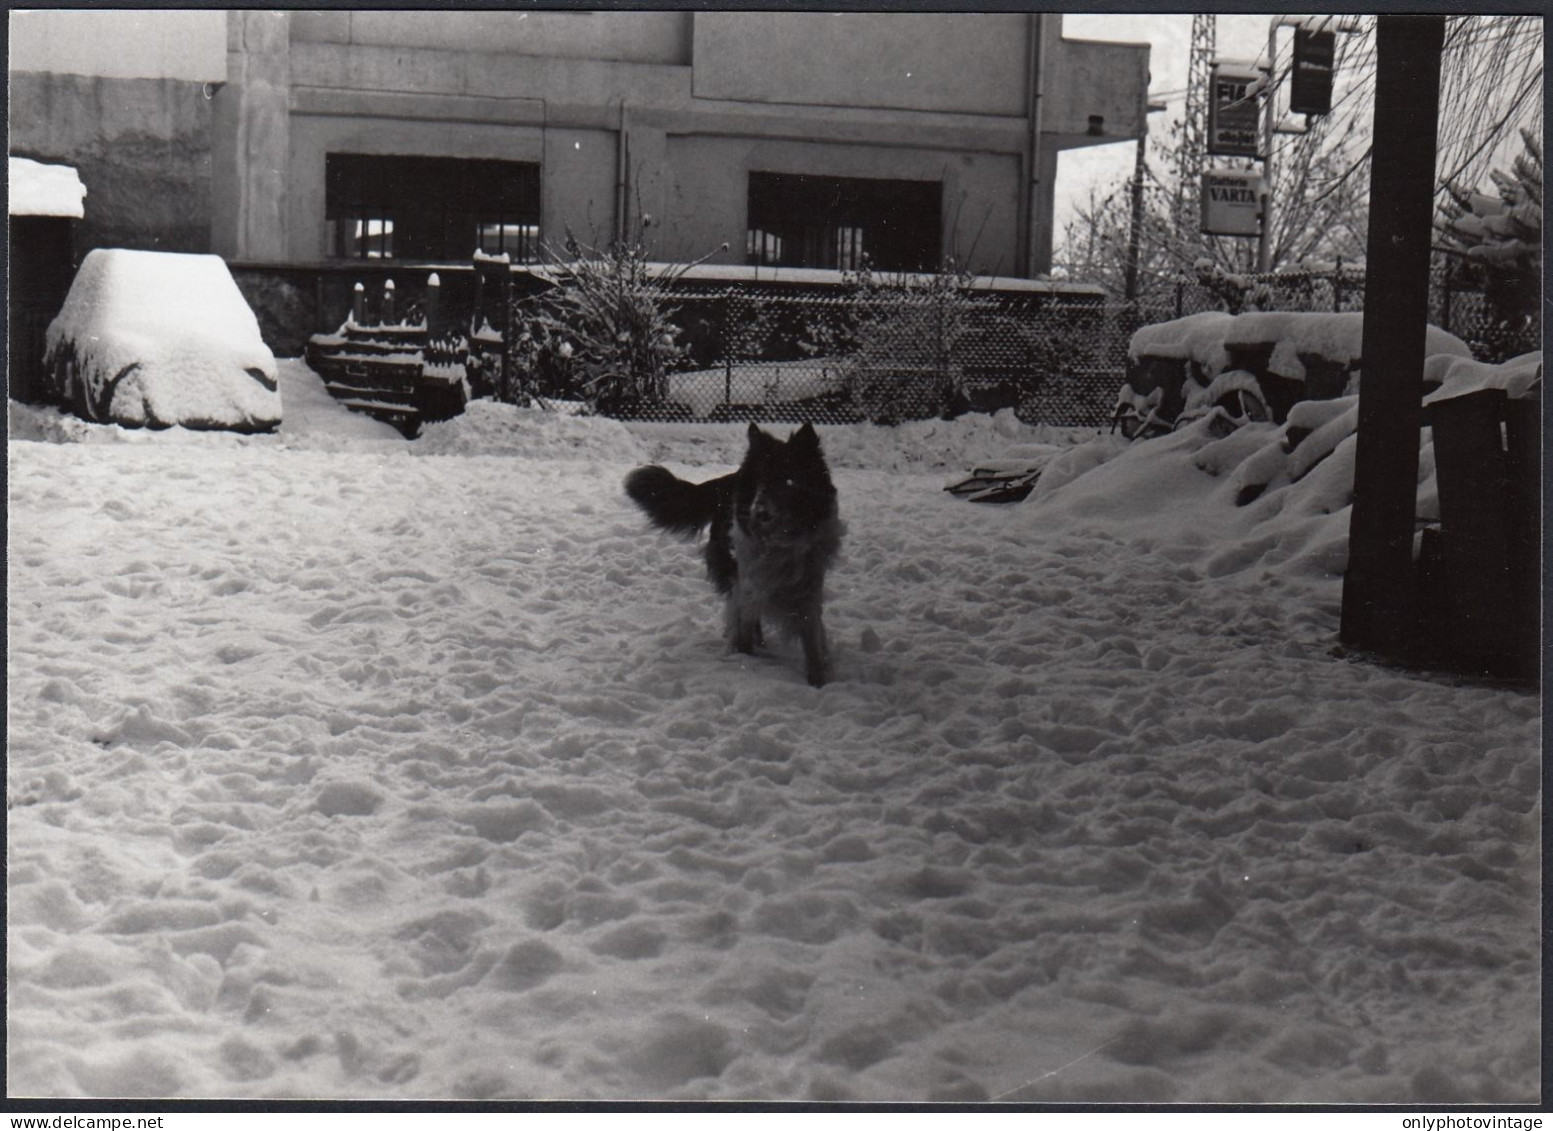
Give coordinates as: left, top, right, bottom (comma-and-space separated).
1115, 310, 1473, 439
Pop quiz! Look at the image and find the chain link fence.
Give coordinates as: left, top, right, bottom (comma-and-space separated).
509, 285, 1130, 428
489, 264, 1533, 429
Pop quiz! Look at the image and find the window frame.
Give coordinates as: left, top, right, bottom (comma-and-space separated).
745, 171, 943, 273
325, 153, 542, 263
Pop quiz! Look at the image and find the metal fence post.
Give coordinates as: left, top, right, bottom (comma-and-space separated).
724, 289, 734, 413
1434, 261, 1447, 335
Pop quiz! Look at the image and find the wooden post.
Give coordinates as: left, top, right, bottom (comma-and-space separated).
351, 281, 365, 326
1339, 15, 1447, 658
382, 278, 396, 325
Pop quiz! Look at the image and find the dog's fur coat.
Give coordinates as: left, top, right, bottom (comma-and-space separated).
624, 422, 844, 686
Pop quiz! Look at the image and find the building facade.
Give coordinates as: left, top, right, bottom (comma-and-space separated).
10, 9, 1148, 285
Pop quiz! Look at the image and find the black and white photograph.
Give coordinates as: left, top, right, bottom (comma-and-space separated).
6, 7, 1542, 1106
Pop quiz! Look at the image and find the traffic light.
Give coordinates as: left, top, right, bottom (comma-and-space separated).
1290, 27, 1335, 115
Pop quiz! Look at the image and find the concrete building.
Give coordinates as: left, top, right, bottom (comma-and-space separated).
10, 9, 1149, 285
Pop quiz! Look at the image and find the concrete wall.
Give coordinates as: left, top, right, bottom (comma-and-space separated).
1044, 34, 1151, 143
8, 9, 224, 258
292, 10, 692, 66
9, 9, 226, 83
653, 135, 1022, 275
692, 13, 1028, 117
8, 71, 213, 256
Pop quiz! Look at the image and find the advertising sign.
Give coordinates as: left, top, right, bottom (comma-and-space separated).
1290, 27, 1336, 115
1208, 63, 1261, 157
1201, 169, 1265, 237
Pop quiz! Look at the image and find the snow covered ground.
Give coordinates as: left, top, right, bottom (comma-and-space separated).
7, 361, 1540, 1102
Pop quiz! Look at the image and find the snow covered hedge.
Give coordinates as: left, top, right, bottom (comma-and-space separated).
1116, 311, 1473, 439
44, 249, 282, 432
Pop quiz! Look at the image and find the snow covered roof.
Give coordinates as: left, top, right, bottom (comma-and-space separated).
9, 156, 87, 218
1423, 351, 1542, 405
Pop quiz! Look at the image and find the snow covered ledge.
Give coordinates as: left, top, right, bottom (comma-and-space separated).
43, 249, 282, 432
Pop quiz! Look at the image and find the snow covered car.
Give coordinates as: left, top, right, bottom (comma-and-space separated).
43, 248, 281, 432
1114, 310, 1473, 439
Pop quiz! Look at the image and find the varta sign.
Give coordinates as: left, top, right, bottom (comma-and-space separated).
1201, 170, 1265, 237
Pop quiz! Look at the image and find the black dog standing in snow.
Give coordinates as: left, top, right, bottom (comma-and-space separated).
624, 422, 845, 687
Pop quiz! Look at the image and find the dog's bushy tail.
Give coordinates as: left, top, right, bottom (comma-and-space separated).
624, 465, 719, 540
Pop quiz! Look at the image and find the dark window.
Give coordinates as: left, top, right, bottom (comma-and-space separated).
746, 172, 942, 273
325, 154, 541, 262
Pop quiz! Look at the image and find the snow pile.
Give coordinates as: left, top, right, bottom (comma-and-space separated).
1222, 313, 1472, 382
415, 399, 646, 462
10, 361, 380, 451
1032, 410, 1374, 583
1126, 310, 1233, 370
9, 156, 87, 218
5, 363, 1539, 1102
1119, 312, 1477, 436
1423, 351, 1542, 405
44, 249, 281, 432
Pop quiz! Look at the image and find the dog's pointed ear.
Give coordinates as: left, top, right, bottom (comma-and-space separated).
747, 421, 765, 444
792, 421, 820, 450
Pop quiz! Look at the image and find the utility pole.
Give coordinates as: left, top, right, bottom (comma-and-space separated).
1125, 98, 1169, 302
1339, 15, 1447, 659
1124, 126, 1147, 302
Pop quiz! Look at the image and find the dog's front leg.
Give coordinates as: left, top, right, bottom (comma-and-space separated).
726, 590, 762, 655
798, 611, 828, 688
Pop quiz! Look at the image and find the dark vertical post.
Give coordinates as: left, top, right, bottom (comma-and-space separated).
425, 272, 442, 336
1441, 260, 1454, 336
1340, 15, 1446, 657
470, 267, 485, 337
351, 281, 366, 326
1124, 131, 1146, 303
723, 291, 734, 412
